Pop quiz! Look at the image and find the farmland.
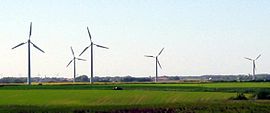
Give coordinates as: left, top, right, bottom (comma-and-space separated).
0, 82, 269, 113
1, 82, 269, 92
0, 90, 235, 105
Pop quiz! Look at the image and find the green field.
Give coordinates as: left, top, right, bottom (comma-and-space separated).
0, 90, 235, 105
1, 82, 269, 92
0, 82, 269, 113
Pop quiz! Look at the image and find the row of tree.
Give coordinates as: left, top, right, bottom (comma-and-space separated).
0, 74, 270, 83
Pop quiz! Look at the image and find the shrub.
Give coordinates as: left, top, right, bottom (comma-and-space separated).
230, 93, 248, 100
254, 90, 270, 99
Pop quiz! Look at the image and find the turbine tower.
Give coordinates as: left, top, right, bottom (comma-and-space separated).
145, 48, 164, 82
79, 27, 109, 84
244, 54, 261, 81
11, 22, 45, 85
66, 47, 86, 83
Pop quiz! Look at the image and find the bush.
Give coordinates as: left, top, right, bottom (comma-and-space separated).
254, 90, 270, 99
230, 93, 248, 100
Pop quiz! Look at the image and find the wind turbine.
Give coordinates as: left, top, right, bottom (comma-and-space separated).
11, 22, 45, 85
66, 47, 86, 83
145, 48, 164, 82
79, 27, 109, 84
244, 54, 261, 81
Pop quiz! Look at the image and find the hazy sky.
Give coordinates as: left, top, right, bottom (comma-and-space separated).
0, 0, 269, 78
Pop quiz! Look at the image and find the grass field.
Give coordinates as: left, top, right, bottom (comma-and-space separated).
0, 90, 235, 105
0, 82, 269, 113
1, 82, 269, 92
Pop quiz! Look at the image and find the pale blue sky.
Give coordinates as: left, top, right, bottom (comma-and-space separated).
0, 0, 269, 78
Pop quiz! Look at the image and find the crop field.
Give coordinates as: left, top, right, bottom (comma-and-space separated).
1, 82, 269, 93
0, 90, 235, 105
0, 82, 269, 113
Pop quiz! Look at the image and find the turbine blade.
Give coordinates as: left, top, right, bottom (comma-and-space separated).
94, 44, 109, 49
31, 42, 45, 53
158, 48, 164, 56
70, 47, 75, 56
12, 42, 27, 49
66, 59, 74, 67
157, 59, 162, 69
29, 22, 32, 38
87, 27, 92, 42
244, 57, 253, 61
144, 55, 154, 58
255, 54, 261, 60
77, 58, 86, 61
79, 46, 90, 56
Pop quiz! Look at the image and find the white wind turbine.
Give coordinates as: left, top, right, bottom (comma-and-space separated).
11, 22, 45, 85
145, 48, 164, 82
244, 54, 261, 81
